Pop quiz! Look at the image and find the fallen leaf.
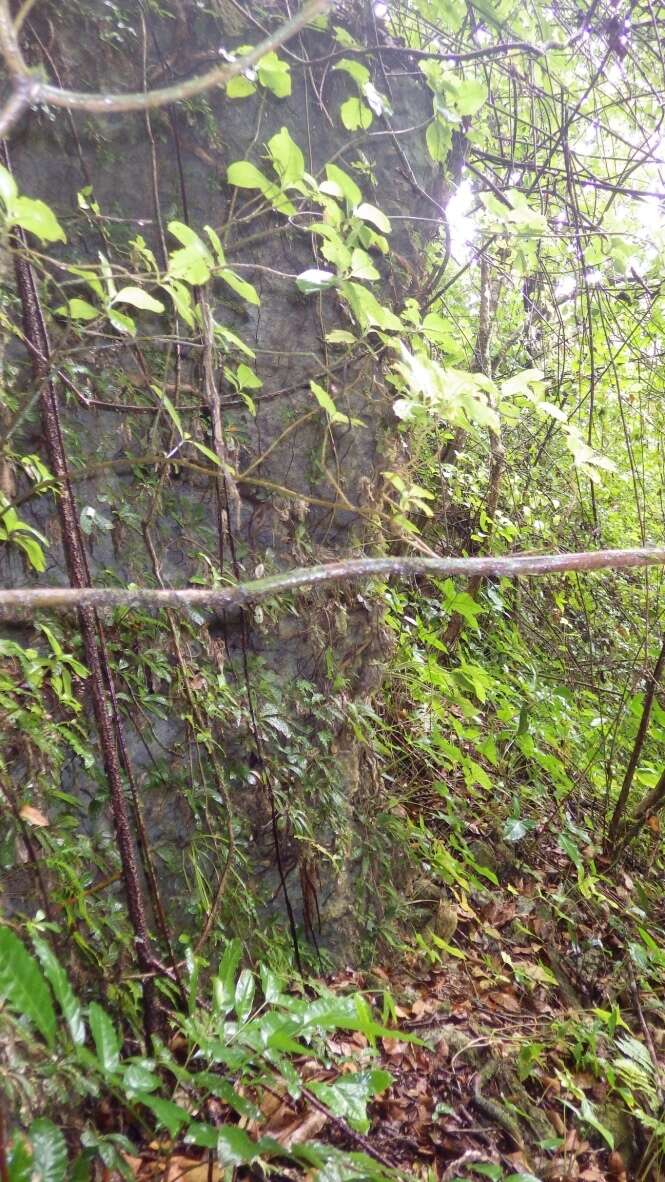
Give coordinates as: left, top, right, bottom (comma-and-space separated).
19, 804, 49, 827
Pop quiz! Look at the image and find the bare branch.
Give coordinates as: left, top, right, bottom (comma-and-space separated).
0, 0, 332, 135
1, 547, 665, 619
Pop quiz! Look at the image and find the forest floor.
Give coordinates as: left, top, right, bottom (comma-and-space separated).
116, 820, 665, 1182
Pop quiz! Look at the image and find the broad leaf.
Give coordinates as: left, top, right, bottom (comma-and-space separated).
33, 937, 85, 1046
0, 927, 56, 1047
28, 1119, 67, 1182
88, 1002, 121, 1074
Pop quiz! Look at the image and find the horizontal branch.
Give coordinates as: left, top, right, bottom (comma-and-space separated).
1, 547, 664, 620
0, 0, 331, 136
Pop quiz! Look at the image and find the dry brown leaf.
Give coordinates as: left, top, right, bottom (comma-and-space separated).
579, 1163, 608, 1181
19, 804, 49, 827
488, 990, 522, 1013
381, 1038, 409, 1056
162, 1155, 223, 1182
275, 1108, 328, 1148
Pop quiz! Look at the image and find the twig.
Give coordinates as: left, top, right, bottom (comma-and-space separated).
1, 547, 665, 619
628, 959, 664, 1103
0, 0, 332, 136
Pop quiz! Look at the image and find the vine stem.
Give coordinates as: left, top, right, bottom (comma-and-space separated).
1, 548, 665, 619
0, 0, 333, 136
1, 142, 160, 1041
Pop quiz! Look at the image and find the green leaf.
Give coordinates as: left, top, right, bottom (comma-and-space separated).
355, 203, 391, 234
216, 1126, 262, 1166
310, 380, 361, 427
454, 78, 487, 115
123, 1062, 161, 1095
0, 163, 17, 204
267, 127, 305, 187
7, 1135, 32, 1182
226, 161, 295, 215
226, 74, 256, 99
162, 279, 195, 327
220, 268, 260, 305
0, 927, 56, 1047
33, 937, 85, 1046
343, 281, 402, 332
426, 118, 452, 162
296, 269, 338, 294
167, 222, 214, 285
28, 1119, 67, 1182
152, 385, 184, 437
113, 286, 164, 314
340, 97, 373, 130
213, 938, 242, 1015
503, 817, 529, 842
308, 1069, 392, 1134
333, 58, 371, 85
350, 248, 380, 282
190, 440, 221, 467
324, 163, 362, 209
108, 308, 136, 336
204, 224, 225, 265
257, 51, 291, 97
227, 160, 272, 190
70, 1151, 94, 1182
234, 968, 255, 1022
237, 363, 262, 389
326, 329, 356, 344
10, 196, 66, 242
138, 1094, 190, 1136
88, 1002, 121, 1074
56, 298, 99, 321
469, 1164, 503, 1180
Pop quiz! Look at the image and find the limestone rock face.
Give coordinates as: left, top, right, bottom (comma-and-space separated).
0, 1, 449, 960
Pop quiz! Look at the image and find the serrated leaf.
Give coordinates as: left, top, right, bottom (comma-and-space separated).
88, 1002, 121, 1074
454, 78, 487, 115
29, 1120, 67, 1182
0, 927, 56, 1047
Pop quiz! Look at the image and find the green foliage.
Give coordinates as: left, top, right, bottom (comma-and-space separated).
4, 0, 665, 1172
0, 929, 400, 1182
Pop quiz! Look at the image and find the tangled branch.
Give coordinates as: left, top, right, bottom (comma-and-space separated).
0, 0, 333, 137
1, 547, 664, 619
